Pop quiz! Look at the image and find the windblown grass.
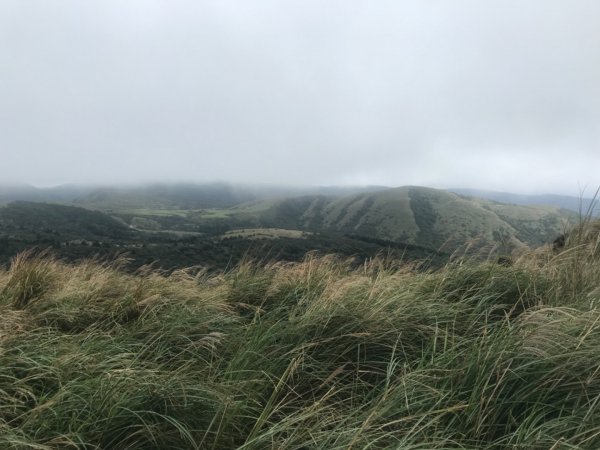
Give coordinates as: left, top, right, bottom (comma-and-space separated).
1, 222, 600, 449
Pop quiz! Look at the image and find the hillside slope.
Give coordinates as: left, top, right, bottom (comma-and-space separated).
73, 184, 390, 211
450, 188, 599, 216
252, 186, 576, 251
0, 201, 447, 272
0, 183, 388, 211
0, 201, 132, 241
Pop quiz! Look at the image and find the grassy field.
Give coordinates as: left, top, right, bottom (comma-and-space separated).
117, 208, 194, 217
118, 208, 236, 219
221, 228, 312, 240
1, 220, 600, 449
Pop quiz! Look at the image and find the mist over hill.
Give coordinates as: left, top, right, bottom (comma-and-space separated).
0, 184, 96, 204
450, 188, 599, 216
0, 183, 388, 210
1, 182, 593, 213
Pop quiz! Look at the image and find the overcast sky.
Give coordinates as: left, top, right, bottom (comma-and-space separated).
1, 1, 599, 195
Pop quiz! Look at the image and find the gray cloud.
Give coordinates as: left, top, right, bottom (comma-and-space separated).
0, 0, 599, 195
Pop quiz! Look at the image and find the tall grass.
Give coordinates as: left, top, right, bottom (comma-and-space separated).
1, 221, 600, 448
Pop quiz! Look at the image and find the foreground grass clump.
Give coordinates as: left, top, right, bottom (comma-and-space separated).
1, 225, 600, 449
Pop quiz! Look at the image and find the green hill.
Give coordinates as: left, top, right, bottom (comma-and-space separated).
0, 201, 132, 242
0, 187, 578, 271
0, 202, 135, 266
450, 188, 599, 216
72, 183, 256, 210
70, 183, 388, 211
0, 201, 446, 272
250, 186, 576, 252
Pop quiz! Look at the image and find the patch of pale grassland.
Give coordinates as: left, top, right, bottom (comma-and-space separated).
221, 228, 311, 240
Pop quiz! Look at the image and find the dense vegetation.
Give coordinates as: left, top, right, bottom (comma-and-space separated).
1, 219, 600, 449
0, 202, 445, 272
0, 201, 132, 241
0, 185, 578, 260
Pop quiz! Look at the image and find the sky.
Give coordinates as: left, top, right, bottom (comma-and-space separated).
0, 1, 599, 195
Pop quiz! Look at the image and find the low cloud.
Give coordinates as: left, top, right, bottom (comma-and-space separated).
0, 0, 598, 195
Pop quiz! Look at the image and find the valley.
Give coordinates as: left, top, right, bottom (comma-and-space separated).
0, 183, 582, 272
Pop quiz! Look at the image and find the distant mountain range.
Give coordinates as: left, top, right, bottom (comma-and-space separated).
0, 183, 596, 215
0, 183, 387, 210
0, 184, 581, 259
449, 188, 599, 217
0, 184, 95, 204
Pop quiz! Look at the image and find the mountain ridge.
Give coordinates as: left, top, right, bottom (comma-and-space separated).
449, 188, 599, 216
0, 186, 577, 270
246, 186, 576, 252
